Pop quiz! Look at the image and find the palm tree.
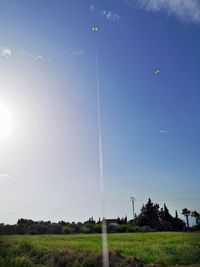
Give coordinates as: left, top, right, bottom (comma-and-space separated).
182, 208, 190, 227
191, 211, 200, 225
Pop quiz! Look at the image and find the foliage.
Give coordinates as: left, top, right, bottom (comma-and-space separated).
182, 208, 191, 227
134, 199, 186, 231
135, 199, 160, 229
191, 211, 200, 225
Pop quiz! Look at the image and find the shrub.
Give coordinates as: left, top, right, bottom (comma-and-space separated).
127, 226, 141, 232
80, 226, 90, 234
116, 224, 128, 233
93, 224, 102, 233
30, 230, 37, 235
141, 226, 156, 232
63, 226, 71, 234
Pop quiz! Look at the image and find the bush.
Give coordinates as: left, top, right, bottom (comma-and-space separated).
127, 226, 141, 232
30, 230, 37, 235
116, 224, 128, 233
47, 225, 63, 234
192, 224, 200, 231
80, 226, 91, 234
141, 226, 156, 232
63, 226, 71, 234
69, 224, 81, 234
93, 224, 102, 233
107, 224, 117, 233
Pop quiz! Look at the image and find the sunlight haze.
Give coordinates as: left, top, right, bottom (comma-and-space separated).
0, 0, 200, 224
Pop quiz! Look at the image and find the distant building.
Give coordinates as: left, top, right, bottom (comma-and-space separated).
105, 219, 118, 226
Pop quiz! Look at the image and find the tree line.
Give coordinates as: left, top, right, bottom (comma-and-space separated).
0, 198, 199, 235
134, 199, 199, 231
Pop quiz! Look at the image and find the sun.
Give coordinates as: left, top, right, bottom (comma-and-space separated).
0, 102, 14, 141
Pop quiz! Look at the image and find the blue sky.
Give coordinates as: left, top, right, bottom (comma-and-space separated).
0, 0, 200, 224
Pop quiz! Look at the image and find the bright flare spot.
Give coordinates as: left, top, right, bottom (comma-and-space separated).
92, 26, 99, 31
154, 69, 160, 75
0, 103, 14, 141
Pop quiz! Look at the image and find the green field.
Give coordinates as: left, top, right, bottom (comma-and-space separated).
0, 232, 200, 266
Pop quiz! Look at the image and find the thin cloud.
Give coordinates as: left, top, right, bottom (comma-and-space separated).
134, 0, 200, 24
16, 49, 49, 62
158, 128, 175, 134
16, 49, 32, 57
0, 173, 12, 180
101, 10, 120, 22
72, 50, 83, 55
36, 55, 44, 60
64, 48, 84, 56
90, 4, 95, 12
1, 47, 12, 58
159, 129, 169, 134
89, 4, 120, 23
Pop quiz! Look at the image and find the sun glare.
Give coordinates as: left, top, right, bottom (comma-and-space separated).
0, 102, 14, 141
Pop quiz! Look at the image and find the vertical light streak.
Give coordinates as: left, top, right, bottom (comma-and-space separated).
93, 28, 109, 267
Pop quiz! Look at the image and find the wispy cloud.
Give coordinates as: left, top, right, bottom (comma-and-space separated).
1, 47, 12, 58
101, 10, 120, 22
72, 50, 84, 56
36, 55, 44, 60
64, 48, 84, 56
16, 49, 50, 62
16, 49, 32, 57
90, 4, 95, 12
89, 4, 120, 23
134, 0, 200, 24
0, 173, 12, 180
159, 129, 169, 134
158, 128, 175, 134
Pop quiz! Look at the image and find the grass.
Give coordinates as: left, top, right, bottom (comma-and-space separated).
109, 232, 200, 265
0, 232, 200, 266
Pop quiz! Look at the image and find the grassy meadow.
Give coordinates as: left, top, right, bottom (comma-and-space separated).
0, 232, 200, 266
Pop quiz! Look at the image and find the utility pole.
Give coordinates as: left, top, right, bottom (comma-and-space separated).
130, 197, 135, 221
